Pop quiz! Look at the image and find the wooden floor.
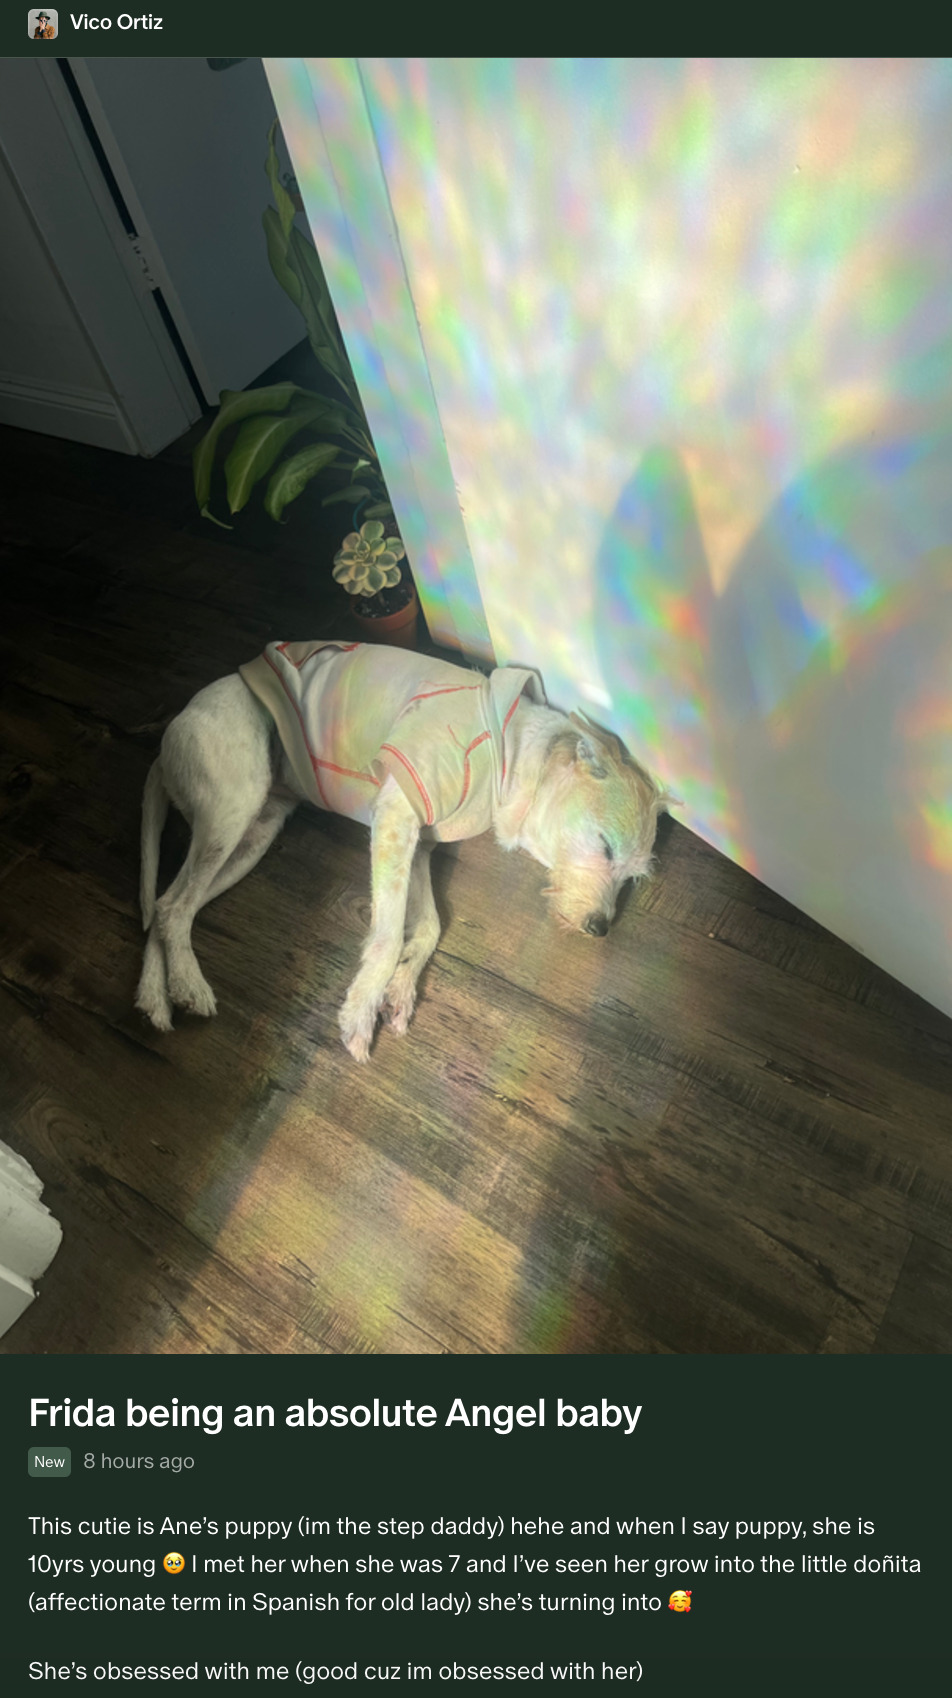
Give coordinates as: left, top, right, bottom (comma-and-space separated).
2, 418, 951, 1356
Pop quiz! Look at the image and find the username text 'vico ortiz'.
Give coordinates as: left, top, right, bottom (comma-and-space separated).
68, 13, 163, 28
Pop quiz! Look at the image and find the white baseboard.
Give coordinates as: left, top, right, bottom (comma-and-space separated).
0, 369, 137, 453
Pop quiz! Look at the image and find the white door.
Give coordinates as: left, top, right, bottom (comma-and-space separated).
70, 56, 306, 402
0, 57, 198, 454
0, 56, 304, 456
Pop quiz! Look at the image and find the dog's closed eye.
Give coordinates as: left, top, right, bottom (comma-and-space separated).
600, 835, 614, 863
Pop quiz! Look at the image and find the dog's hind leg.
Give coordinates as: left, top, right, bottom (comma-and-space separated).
339, 777, 420, 1062
140, 759, 169, 931
136, 794, 296, 1030
135, 758, 174, 1028
383, 843, 440, 1036
148, 675, 274, 1021
200, 792, 298, 907
136, 929, 173, 1031
154, 805, 258, 1017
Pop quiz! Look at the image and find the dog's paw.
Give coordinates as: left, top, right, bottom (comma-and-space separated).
135, 947, 174, 1031
167, 968, 218, 1019
338, 1011, 373, 1063
338, 988, 380, 1062
135, 988, 174, 1032
386, 1003, 413, 1037
383, 966, 417, 1036
187, 983, 218, 1019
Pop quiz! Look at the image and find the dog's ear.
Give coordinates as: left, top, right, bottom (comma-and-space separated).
571, 710, 674, 797
569, 712, 615, 779
573, 731, 610, 780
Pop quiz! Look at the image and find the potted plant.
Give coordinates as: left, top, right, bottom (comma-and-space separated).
192, 124, 418, 646
331, 519, 418, 649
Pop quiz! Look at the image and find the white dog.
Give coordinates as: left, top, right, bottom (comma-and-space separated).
136, 641, 672, 1061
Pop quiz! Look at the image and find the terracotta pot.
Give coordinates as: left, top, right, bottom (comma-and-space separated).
350, 585, 419, 650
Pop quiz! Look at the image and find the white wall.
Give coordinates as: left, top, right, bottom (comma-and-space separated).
270, 58, 952, 1019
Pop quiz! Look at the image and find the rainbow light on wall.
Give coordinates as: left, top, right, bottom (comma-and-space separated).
268, 58, 952, 1019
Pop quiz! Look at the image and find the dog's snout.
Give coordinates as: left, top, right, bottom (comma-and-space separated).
583, 912, 609, 937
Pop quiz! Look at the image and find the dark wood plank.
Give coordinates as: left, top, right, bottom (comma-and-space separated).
872, 1240, 952, 1353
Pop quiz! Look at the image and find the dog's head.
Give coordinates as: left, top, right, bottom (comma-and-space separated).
527, 714, 675, 936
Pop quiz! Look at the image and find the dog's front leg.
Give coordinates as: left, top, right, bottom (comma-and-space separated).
383, 842, 440, 1035
339, 779, 420, 1063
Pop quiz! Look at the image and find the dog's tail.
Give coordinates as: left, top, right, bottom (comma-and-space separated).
140, 758, 169, 930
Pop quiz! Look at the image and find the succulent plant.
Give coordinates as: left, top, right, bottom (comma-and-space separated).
332, 522, 406, 598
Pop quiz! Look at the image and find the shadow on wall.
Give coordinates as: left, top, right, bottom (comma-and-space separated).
594, 432, 952, 1017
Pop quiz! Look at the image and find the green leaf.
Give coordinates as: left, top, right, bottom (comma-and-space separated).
199, 508, 235, 531
261, 130, 355, 408
321, 484, 371, 507
365, 566, 385, 594
264, 442, 340, 522
361, 519, 385, 543
224, 398, 347, 515
362, 502, 394, 521
288, 229, 349, 374
255, 124, 386, 506
277, 225, 353, 402
193, 382, 305, 517
262, 206, 301, 308
265, 120, 296, 242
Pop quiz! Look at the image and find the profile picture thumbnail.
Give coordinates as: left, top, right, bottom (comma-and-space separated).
29, 8, 58, 36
